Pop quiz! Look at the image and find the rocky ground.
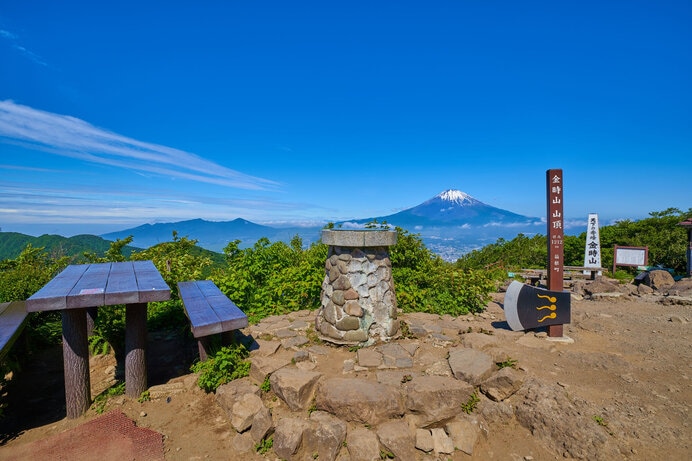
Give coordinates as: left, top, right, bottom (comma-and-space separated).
1, 271, 690, 460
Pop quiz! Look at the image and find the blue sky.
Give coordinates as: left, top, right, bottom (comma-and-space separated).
1, 1, 690, 237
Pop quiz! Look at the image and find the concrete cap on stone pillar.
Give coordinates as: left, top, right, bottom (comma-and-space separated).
321, 229, 397, 247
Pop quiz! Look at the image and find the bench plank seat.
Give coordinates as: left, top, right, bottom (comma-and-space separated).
0, 301, 29, 360
178, 280, 248, 359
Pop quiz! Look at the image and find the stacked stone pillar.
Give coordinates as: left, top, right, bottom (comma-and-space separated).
316, 230, 399, 345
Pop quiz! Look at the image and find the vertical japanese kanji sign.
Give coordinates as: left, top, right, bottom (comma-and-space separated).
546, 169, 564, 337
547, 169, 564, 290
583, 213, 602, 275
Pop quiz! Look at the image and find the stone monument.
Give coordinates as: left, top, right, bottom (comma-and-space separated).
315, 229, 399, 345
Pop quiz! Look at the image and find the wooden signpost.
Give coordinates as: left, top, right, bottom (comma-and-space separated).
546, 169, 565, 337
502, 169, 571, 338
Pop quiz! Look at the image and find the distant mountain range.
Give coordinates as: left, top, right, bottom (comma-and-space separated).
101, 218, 322, 255
100, 190, 546, 260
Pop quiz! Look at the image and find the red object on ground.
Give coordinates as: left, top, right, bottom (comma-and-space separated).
1, 411, 164, 461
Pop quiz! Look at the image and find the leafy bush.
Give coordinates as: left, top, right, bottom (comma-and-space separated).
83, 236, 134, 263
255, 435, 273, 454
455, 233, 547, 271
92, 304, 126, 354
392, 227, 494, 315
0, 244, 68, 303
213, 236, 327, 323
89, 334, 111, 356
460, 389, 480, 414
190, 343, 251, 392
27, 313, 63, 347
0, 245, 69, 349
133, 231, 214, 299
146, 300, 189, 333
598, 208, 691, 274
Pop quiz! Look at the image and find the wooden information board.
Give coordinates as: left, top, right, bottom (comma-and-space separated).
613, 245, 648, 273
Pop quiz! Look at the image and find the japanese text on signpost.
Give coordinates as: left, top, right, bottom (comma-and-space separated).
547, 169, 564, 291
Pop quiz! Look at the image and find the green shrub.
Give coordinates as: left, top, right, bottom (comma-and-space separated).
392, 228, 494, 315
456, 208, 692, 276
461, 389, 480, 414
190, 343, 251, 392
255, 435, 273, 454
146, 300, 189, 333
132, 232, 214, 299
213, 236, 327, 323
92, 381, 125, 414
0, 244, 68, 303
89, 334, 111, 356
496, 357, 518, 369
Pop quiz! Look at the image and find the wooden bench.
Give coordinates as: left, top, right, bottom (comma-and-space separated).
519, 266, 608, 286
177, 280, 248, 360
0, 301, 29, 361
563, 266, 607, 280
519, 270, 546, 286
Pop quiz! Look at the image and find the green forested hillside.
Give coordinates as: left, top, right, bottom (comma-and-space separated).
0, 232, 140, 261
456, 208, 692, 274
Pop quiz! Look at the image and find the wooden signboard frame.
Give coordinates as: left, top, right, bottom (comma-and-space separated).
612, 245, 648, 273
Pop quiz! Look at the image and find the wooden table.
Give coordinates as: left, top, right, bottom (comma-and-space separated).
26, 261, 170, 418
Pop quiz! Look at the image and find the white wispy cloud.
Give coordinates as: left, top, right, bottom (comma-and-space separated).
0, 180, 292, 227
0, 100, 279, 190
0, 28, 48, 66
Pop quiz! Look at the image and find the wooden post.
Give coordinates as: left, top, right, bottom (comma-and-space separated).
86, 307, 98, 336
613, 244, 618, 275
198, 337, 210, 361
61, 308, 91, 418
546, 169, 564, 338
125, 303, 148, 397
688, 229, 692, 277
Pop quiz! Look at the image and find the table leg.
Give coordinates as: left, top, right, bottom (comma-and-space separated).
198, 336, 210, 361
125, 303, 148, 398
62, 308, 91, 418
86, 307, 98, 336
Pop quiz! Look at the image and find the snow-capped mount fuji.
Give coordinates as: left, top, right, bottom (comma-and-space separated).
435, 189, 481, 206
343, 189, 543, 259
354, 189, 541, 228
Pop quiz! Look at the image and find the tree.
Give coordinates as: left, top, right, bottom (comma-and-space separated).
0, 244, 68, 302
456, 208, 692, 276
597, 208, 691, 273
83, 236, 134, 263
133, 231, 213, 299
213, 236, 327, 322
392, 227, 494, 315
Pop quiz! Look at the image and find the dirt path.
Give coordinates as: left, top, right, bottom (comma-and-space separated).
1, 288, 690, 460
